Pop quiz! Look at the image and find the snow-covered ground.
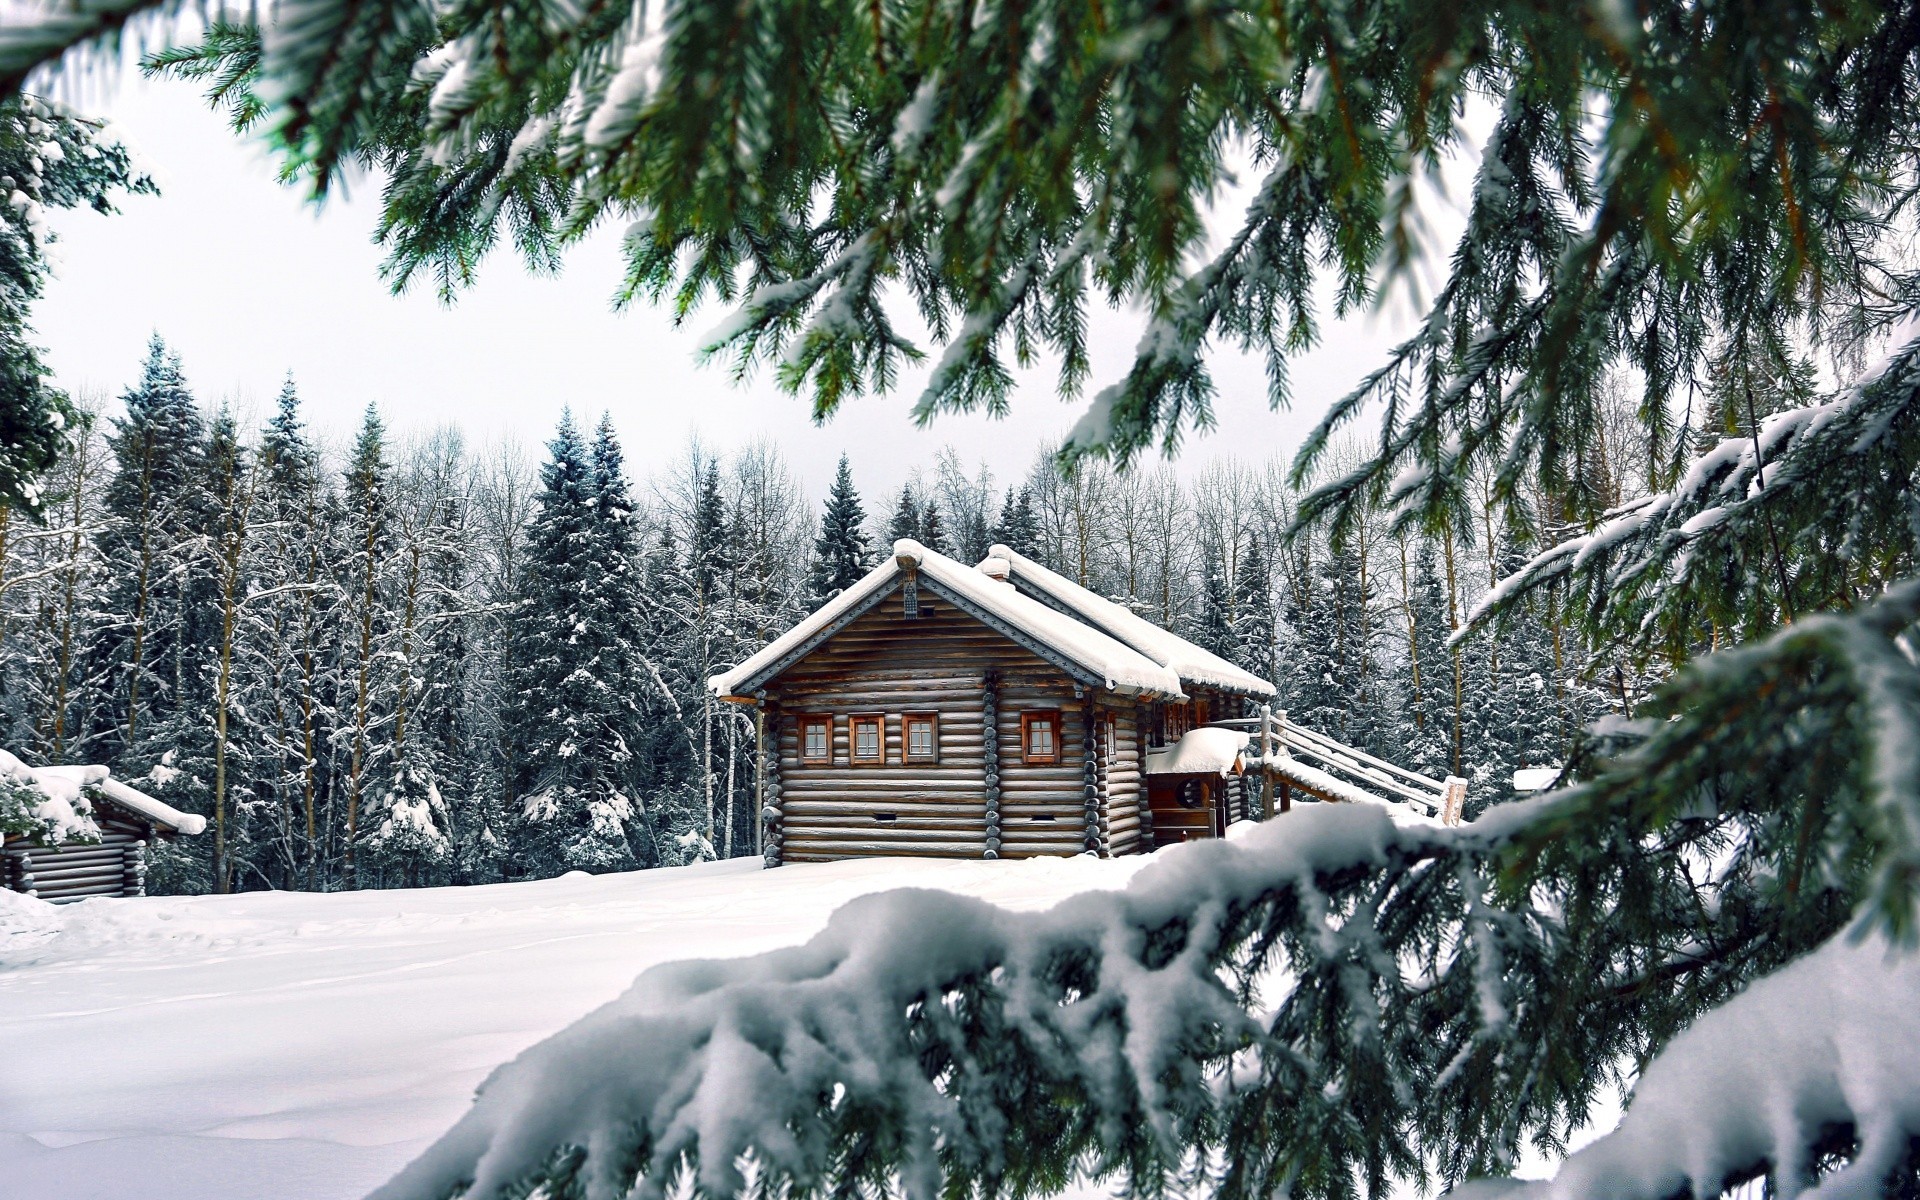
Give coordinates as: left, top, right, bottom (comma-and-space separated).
0, 854, 1153, 1200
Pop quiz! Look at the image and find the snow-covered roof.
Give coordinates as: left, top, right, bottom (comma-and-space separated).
0, 748, 205, 838
710, 540, 1184, 699
96, 777, 206, 835
1145, 727, 1249, 777
980, 544, 1277, 697
1511, 767, 1562, 793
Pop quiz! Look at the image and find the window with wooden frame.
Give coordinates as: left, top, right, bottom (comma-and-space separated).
1166, 703, 1192, 742
1021, 711, 1061, 764
799, 715, 833, 765
850, 714, 885, 765
903, 713, 939, 764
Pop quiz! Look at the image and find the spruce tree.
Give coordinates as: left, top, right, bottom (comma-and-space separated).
1400, 543, 1456, 780
918, 499, 950, 556
339, 405, 395, 888
90, 336, 205, 774
886, 485, 919, 546
991, 487, 1041, 559
0, 96, 154, 516
1231, 539, 1275, 684
506, 413, 640, 875
806, 455, 872, 601
247, 377, 336, 888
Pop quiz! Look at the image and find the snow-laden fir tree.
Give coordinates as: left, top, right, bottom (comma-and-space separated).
633, 522, 703, 867
886, 484, 919, 546
990, 486, 1041, 560
917, 499, 950, 556
505, 413, 640, 875
242, 377, 338, 889
0, 95, 153, 516
1399, 541, 1458, 780
362, 435, 470, 885
805, 454, 872, 601
88, 336, 204, 768
1231, 538, 1275, 685
336, 405, 395, 888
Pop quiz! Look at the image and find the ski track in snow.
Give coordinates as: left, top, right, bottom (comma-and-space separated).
0, 855, 1153, 1200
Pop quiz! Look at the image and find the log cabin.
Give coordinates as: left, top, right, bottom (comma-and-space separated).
711, 538, 1291, 864
2, 753, 206, 902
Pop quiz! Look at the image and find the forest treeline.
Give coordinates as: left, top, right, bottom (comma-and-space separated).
0, 337, 1614, 894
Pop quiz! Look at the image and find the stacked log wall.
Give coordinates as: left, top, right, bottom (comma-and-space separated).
3, 812, 150, 902
1102, 704, 1145, 856
771, 593, 1087, 862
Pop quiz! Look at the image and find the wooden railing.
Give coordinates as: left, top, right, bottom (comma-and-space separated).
1214, 707, 1468, 825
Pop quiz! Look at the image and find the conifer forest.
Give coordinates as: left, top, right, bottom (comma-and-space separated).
10, 1, 1920, 1198
0, 335, 1606, 895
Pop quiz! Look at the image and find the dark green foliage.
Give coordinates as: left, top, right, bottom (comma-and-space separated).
806, 455, 873, 601
1232, 540, 1275, 683
505, 412, 642, 874
0, 95, 154, 516
89, 336, 207, 763
886, 485, 919, 546
991, 487, 1041, 559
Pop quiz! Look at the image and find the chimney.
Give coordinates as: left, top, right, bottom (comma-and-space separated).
980, 556, 1011, 583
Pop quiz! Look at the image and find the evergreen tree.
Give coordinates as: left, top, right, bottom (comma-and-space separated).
686, 460, 732, 857
90, 336, 205, 767
0, 96, 154, 516
634, 523, 701, 866
363, 438, 468, 885
1399, 543, 1456, 780
246, 376, 337, 889
886, 485, 919, 546
918, 499, 950, 556
990, 487, 1041, 559
957, 506, 991, 565
505, 413, 639, 875
338, 405, 395, 888
1231, 539, 1275, 683
1194, 546, 1233, 663
806, 455, 872, 601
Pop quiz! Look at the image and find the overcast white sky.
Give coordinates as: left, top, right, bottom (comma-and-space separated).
32, 72, 1426, 501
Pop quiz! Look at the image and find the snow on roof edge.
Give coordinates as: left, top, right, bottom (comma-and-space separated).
982, 544, 1277, 697
710, 540, 1183, 699
1145, 727, 1250, 776
96, 776, 206, 836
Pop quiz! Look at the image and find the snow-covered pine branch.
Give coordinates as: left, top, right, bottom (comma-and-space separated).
368, 776, 1896, 1200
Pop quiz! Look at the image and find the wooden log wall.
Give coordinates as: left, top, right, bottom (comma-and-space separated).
3, 813, 152, 902
770, 593, 1094, 862
983, 672, 1002, 859
1102, 704, 1146, 856
762, 701, 784, 867
1080, 706, 1100, 854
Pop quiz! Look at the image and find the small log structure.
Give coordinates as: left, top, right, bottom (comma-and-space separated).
710, 540, 1460, 866
2, 764, 206, 902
